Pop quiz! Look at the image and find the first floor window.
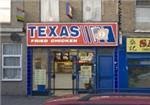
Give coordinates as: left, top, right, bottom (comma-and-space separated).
136, 0, 150, 31
41, 0, 59, 22
0, 0, 11, 23
2, 44, 22, 81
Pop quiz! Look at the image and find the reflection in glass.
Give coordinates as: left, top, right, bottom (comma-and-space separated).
129, 67, 150, 88
3, 44, 21, 55
3, 68, 21, 79
4, 57, 20, 66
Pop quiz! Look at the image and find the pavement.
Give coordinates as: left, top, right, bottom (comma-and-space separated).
1, 95, 54, 105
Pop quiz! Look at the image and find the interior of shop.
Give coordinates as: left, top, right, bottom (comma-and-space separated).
32, 48, 95, 95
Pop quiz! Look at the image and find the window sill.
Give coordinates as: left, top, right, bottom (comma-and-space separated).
135, 29, 150, 33
2, 79, 22, 82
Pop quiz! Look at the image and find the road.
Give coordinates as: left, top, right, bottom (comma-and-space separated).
1, 96, 54, 105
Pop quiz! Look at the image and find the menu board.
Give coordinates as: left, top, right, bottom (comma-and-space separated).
80, 66, 92, 77
80, 65, 92, 84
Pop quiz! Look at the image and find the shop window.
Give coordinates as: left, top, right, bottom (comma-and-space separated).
0, 0, 11, 23
136, 0, 150, 31
2, 44, 22, 81
41, 0, 59, 22
128, 66, 150, 88
128, 59, 150, 66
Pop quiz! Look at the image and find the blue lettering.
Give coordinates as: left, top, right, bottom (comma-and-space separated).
70, 26, 79, 37
28, 26, 36, 37
49, 26, 57, 37
60, 26, 69, 37
38, 26, 46, 37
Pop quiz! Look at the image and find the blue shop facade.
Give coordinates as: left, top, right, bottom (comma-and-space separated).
119, 37, 150, 93
26, 23, 150, 96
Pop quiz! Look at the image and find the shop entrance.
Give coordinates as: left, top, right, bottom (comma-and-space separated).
49, 49, 76, 95
49, 48, 95, 96
31, 48, 96, 96
31, 48, 116, 95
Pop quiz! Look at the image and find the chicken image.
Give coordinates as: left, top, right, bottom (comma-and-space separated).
91, 27, 109, 42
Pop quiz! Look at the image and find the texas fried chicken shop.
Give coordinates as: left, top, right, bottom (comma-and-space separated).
26, 23, 118, 96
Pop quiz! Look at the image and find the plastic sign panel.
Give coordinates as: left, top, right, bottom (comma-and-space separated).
27, 23, 118, 46
127, 38, 150, 52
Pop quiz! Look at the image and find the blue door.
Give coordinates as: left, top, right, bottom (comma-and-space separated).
97, 56, 113, 92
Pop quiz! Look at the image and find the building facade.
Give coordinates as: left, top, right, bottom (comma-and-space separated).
0, 0, 150, 96
0, 0, 26, 95
26, 0, 119, 96
119, 0, 150, 92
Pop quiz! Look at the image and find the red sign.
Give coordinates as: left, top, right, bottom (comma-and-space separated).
27, 23, 118, 46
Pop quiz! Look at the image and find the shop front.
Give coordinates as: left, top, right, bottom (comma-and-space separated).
26, 23, 118, 96
119, 37, 150, 93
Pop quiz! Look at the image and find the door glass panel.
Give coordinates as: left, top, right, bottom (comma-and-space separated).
51, 49, 73, 95
49, 48, 96, 95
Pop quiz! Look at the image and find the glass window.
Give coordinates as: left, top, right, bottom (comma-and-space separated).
41, 0, 59, 22
128, 59, 150, 65
136, 0, 150, 31
4, 57, 20, 66
2, 44, 22, 81
3, 44, 21, 55
128, 67, 150, 88
3, 68, 21, 79
0, 0, 11, 23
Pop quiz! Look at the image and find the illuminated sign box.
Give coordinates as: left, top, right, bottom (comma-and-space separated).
27, 23, 118, 46
127, 38, 150, 52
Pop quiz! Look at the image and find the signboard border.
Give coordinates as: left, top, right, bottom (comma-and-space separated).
26, 22, 118, 47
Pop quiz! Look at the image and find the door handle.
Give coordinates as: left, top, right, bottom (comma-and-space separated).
52, 74, 55, 78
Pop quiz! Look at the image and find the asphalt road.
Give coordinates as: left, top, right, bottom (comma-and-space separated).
1, 96, 53, 105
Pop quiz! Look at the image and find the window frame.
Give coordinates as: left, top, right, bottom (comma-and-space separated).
0, 0, 11, 23
2, 43, 22, 81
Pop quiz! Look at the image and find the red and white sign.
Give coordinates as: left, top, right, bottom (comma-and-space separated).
27, 23, 118, 46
